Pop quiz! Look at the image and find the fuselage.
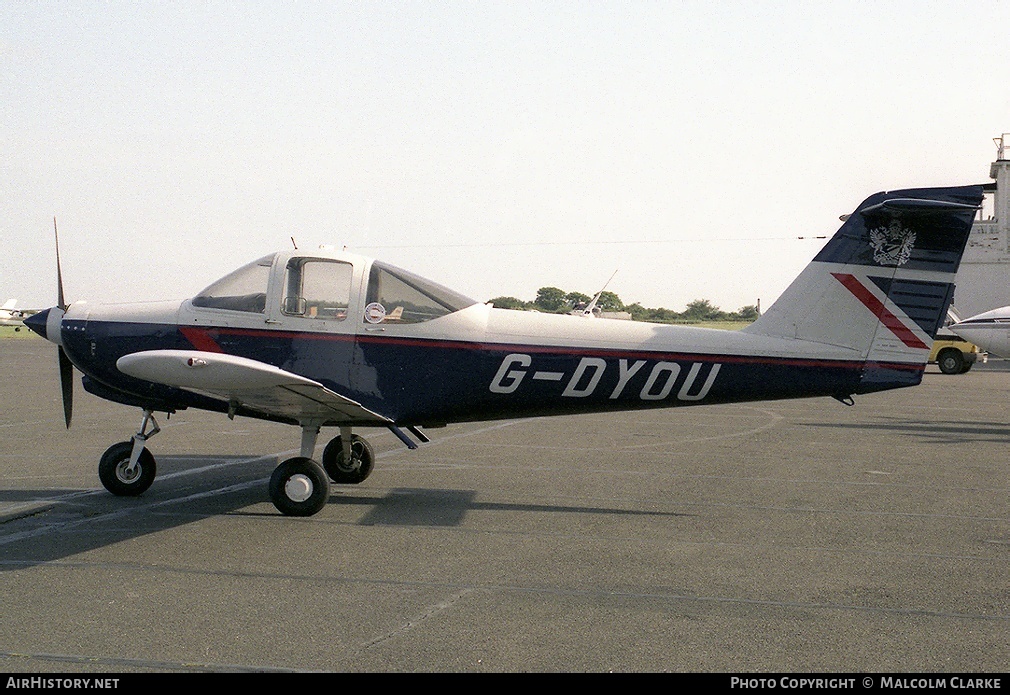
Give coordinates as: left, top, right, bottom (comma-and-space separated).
950, 306, 1010, 358
49, 244, 916, 429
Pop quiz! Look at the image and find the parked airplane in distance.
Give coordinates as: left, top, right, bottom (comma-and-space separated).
949, 305, 1010, 357
25, 185, 982, 516
0, 299, 25, 330
570, 270, 618, 318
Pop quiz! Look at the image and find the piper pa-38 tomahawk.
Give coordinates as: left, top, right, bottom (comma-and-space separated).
26, 186, 982, 516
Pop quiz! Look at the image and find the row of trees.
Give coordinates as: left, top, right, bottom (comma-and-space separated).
488, 287, 760, 323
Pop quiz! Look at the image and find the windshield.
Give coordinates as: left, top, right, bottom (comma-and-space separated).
192, 254, 275, 313
364, 261, 476, 324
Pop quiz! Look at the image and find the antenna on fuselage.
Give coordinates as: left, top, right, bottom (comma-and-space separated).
290, 237, 298, 249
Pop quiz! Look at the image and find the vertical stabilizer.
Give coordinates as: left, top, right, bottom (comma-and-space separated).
744, 185, 982, 392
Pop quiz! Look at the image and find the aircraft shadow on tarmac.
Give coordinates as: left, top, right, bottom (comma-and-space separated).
802, 419, 1010, 445
324, 488, 692, 527
0, 455, 688, 570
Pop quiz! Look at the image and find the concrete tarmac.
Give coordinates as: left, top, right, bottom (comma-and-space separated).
1, 336, 1008, 673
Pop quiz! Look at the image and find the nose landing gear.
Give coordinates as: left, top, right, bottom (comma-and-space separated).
98, 410, 159, 497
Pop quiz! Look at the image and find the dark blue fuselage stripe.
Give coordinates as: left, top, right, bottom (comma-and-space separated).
168, 323, 915, 371
63, 320, 922, 424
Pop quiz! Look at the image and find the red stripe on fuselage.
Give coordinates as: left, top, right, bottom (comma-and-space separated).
831, 273, 929, 350
167, 324, 923, 373
179, 326, 225, 353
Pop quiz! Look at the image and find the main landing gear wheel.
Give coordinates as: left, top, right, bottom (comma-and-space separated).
269, 457, 331, 517
322, 434, 374, 484
98, 440, 157, 496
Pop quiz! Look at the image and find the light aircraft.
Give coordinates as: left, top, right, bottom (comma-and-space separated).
570, 270, 618, 318
949, 304, 1010, 357
0, 299, 25, 330
25, 186, 982, 516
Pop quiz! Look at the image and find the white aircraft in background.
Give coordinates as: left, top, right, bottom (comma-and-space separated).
570, 270, 618, 318
0, 299, 25, 330
950, 305, 1010, 357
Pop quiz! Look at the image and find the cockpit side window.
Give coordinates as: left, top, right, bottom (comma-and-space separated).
282, 258, 353, 321
192, 255, 274, 313
364, 261, 476, 324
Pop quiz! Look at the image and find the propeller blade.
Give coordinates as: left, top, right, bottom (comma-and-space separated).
58, 345, 74, 429
54, 217, 66, 311
52, 219, 73, 427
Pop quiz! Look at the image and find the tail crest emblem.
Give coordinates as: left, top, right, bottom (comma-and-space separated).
869, 221, 916, 267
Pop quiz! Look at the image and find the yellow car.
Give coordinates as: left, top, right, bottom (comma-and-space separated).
929, 333, 981, 374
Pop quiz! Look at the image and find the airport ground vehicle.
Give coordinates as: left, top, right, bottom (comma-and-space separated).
929, 333, 980, 374
929, 307, 983, 374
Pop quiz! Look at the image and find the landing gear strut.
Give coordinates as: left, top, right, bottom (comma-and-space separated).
268, 424, 379, 515
99, 410, 159, 496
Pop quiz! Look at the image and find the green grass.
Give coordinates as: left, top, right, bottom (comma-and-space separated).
0, 325, 37, 339
656, 319, 753, 330
686, 320, 752, 331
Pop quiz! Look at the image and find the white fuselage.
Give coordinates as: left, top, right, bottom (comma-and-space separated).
950, 306, 1010, 357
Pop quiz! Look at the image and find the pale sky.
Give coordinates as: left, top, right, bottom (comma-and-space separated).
3, 1, 1009, 314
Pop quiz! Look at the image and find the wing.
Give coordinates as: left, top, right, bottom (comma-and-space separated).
116, 350, 391, 424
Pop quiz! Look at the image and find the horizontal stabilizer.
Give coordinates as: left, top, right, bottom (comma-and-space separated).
857, 197, 980, 215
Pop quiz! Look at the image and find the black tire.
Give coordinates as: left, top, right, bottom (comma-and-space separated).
937, 348, 965, 375
98, 440, 157, 496
321, 434, 375, 484
268, 457, 330, 516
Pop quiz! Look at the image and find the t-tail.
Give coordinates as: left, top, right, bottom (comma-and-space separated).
743, 185, 982, 394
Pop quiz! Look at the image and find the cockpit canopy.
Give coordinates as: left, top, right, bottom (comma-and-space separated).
191, 253, 477, 324
281, 257, 354, 320
192, 255, 273, 314
364, 261, 476, 324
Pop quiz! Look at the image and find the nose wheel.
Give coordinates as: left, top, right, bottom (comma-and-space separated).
98, 440, 157, 496
98, 410, 160, 497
